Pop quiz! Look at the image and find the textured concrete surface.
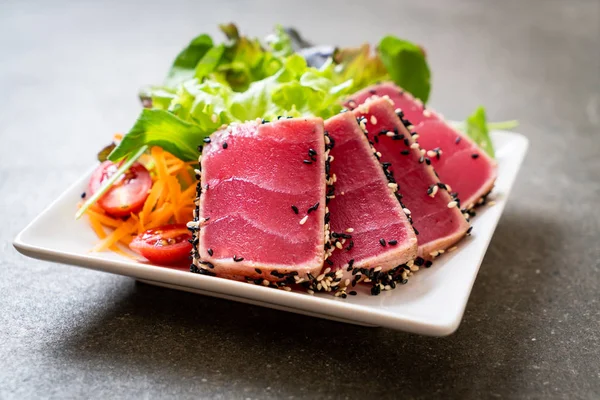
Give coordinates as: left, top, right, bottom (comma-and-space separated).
1, 0, 599, 398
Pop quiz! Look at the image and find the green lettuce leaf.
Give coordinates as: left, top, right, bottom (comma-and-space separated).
164, 34, 214, 88
266, 25, 294, 57
464, 106, 494, 158
377, 36, 431, 103
108, 109, 206, 162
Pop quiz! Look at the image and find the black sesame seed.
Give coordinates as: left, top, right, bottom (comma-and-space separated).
388, 240, 398, 245
222, 142, 228, 149
425, 158, 431, 165
455, 137, 462, 144
325, 259, 334, 266
197, 145, 203, 152
347, 240, 354, 251
401, 150, 410, 155
207, 248, 214, 256
80, 192, 86, 199
369, 89, 377, 94
308, 148, 317, 156
467, 226, 473, 235
471, 153, 479, 159
291, 205, 299, 214
261, 119, 269, 124
349, 291, 357, 296
303, 159, 313, 164
255, 268, 262, 274
414, 257, 425, 266
307, 202, 320, 214
413, 227, 420, 235
374, 136, 379, 143
425, 260, 433, 268
203, 138, 211, 143
379, 238, 386, 247
403, 138, 410, 146
233, 255, 244, 262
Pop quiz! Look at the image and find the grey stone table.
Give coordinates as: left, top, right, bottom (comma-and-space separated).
1, 0, 599, 398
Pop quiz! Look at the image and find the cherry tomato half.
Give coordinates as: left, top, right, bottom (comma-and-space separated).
88, 161, 152, 217
129, 224, 193, 265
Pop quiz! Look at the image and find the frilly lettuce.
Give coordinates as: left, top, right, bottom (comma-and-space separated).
109, 24, 431, 162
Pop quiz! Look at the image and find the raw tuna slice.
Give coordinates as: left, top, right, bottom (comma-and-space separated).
322, 112, 417, 293
190, 118, 329, 286
346, 82, 497, 209
352, 97, 470, 259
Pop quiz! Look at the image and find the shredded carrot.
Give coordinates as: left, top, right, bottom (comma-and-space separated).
86, 146, 198, 255
93, 220, 137, 252
88, 215, 107, 239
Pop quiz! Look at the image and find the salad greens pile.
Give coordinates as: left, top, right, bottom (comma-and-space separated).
108, 24, 432, 163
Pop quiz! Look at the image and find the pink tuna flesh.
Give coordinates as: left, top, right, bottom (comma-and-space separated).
352, 98, 470, 259
325, 112, 417, 280
195, 118, 327, 281
346, 82, 497, 209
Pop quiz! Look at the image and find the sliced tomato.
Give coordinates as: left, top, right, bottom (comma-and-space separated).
129, 224, 192, 265
88, 161, 152, 217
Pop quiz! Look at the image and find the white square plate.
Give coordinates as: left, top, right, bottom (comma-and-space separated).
13, 130, 528, 336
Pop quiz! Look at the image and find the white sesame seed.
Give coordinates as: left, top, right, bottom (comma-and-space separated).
423, 110, 432, 117
429, 251, 439, 257
334, 291, 342, 297
395, 108, 402, 113
385, 285, 392, 291
346, 228, 354, 233
194, 169, 201, 175
344, 278, 350, 287
336, 241, 343, 250
427, 150, 437, 158
448, 246, 458, 252
307, 289, 314, 295
407, 259, 414, 267
186, 220, 199, 229
488, 201, 497, 206
403, 208, 411, 215
370, 115, 378, 125
299, 215, 309, 225
363, 278, 371, 283
438, 249, 445, 254
410, 265, 419, 272
420, 149, 426, 156
323, 267, 331, 274
374, 266, 383, 272
262, 279, 270, 286
328, 155, 334, 162
317, 283, 322, 291
376, 152, 382, 158
335, 270, 343, 277
316, 274, 325, 282
283, 286, 292, 291
412, 134, 419, 140
388, 182, 398, 190
445, 183, 451, 191
447, 201, 458, 208
406, 125, 414, 131
386, 131, 395, 137
410, 142, 420, 149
